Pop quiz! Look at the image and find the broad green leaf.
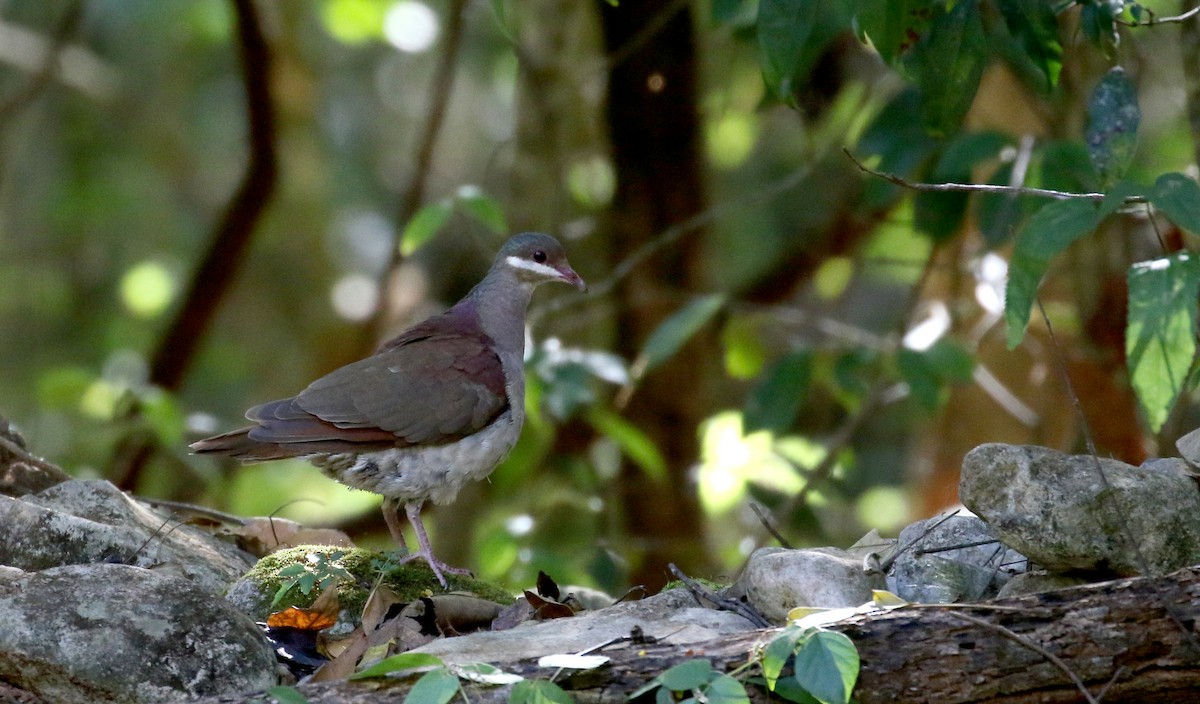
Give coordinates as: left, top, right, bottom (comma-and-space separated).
997, 0, 1062, 89
404, 668, 459, 704
898, 339, 974, 410
456, 186, 507, 233
767, 676, 822, 704
267, 685, 311, 704
1126, 254, 1200, 432
399, 201, 453, 256
907, 0, 987, 135
705, 674, 751, 704
757, 0, 819, 101
1150, 172, 1200, 234
743, 351, 812, 433
932, 131, 1010, 178
1038, 140, 1099, 193
634, 294, 726, 377
659, 659, 717, 691
585, 407, 667, 481
350, 652, 444, 680
1004, 198, 1104, 348
762, 627, 806, 690
854, 0, 934, 65
792, 631, 860, 704
509, 679, 574, 704
1085, 68, 1140, 188
1079, 0, 1119, 55
856, 89, 940, 209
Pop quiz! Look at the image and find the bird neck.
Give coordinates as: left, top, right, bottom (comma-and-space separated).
464, 269, 534, 358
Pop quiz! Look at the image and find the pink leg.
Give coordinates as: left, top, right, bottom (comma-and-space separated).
381, 498, 409, 550
396, 501, 471, 589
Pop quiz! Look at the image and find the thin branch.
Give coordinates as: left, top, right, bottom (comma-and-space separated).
667, 563, 772, 629
148, 0, 278, 390
842, 147, 1147, 204
1117, 5, 1200, 25
946, 611, 1100, 704
366, 0, 468, 346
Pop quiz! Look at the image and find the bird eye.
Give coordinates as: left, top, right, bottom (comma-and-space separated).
533, 250, 547, 263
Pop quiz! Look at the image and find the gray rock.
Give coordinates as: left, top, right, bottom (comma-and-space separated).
996, 570, 1090, 598
887, 514, 1024, 603
960, 444, 1200, 575
728, 547, 886, 623
0, 563, 276, 703
0, 479, 255, 595
413, 588, 758, 664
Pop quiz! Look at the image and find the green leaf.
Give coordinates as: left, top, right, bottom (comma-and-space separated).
404, 668, 460, 704
1079, 0, 1119, 54
585, 407, 667, 481
744, 351, 812, 434
399, 201, 453, 256
1150, 172, 1200, 233
997, 0, 1062, 89
1004, 198, 1104, 348
792, 631, 860, 704
1126, 254, 1200, 432
756, 0, 819, 102
350, 652, 445, 680
762, 627, 806, 690
635, 294, 726, 377
897, 340, 972, 412
659, 659, 717, 691
705, 674, 750, 704
1085, 67, 1140, 188
456, 186, 507, 233
855, 0, 934, 65
267, 685, 311, 704
509, 679, 575, 704
907, 0, 987, 135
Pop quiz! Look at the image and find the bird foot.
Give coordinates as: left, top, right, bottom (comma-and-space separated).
398, 551, 472, 589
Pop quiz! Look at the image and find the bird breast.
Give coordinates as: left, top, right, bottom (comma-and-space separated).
312, 409, 522, 505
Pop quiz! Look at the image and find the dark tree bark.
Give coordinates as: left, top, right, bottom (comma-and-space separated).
599, 0, 716, 591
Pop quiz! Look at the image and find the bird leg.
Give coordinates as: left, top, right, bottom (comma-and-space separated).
381, 497, 409, 551
392, 500, 471, 589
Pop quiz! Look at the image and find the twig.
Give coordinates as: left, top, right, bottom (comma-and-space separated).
1117, 5, 1200, 25
842, 148, 1147, 204
667, 563, 772, 629
913, 538, 999, 556
946, 611, 1099, 704
749, 503, 793, 549
365, 0, 468, 347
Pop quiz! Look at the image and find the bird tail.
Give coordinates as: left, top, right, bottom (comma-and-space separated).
189, 427, 302, 462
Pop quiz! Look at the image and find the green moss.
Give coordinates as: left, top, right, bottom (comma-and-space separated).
243, 545, 515, 621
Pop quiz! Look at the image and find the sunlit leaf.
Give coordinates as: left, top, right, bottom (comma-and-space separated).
1149, 172, 1200, 234
350, 652, 444, 680
404, 668, 459, 704
1085, 68, 1140, 188
585, 407, 667, 482
792, 630, 860, 704
1004, 198, 1104, 348
634, 294, 726, 377
456, 186, 507, 233
1126, 254, 1200, 432
399, 201, 453, 256
762, 627, 806, 690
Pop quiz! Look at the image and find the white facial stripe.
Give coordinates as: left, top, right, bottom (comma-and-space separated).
505, 255, 563, 279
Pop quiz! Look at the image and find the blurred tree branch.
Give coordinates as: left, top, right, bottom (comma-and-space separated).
114, 0, 278, 489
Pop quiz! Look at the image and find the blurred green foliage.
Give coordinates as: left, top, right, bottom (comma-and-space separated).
3, 0, 1200, 595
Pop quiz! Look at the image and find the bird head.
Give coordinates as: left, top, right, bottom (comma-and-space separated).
498, 232, 586, 292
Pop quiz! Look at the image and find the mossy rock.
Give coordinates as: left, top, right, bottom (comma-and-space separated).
229, 545, 515, 624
